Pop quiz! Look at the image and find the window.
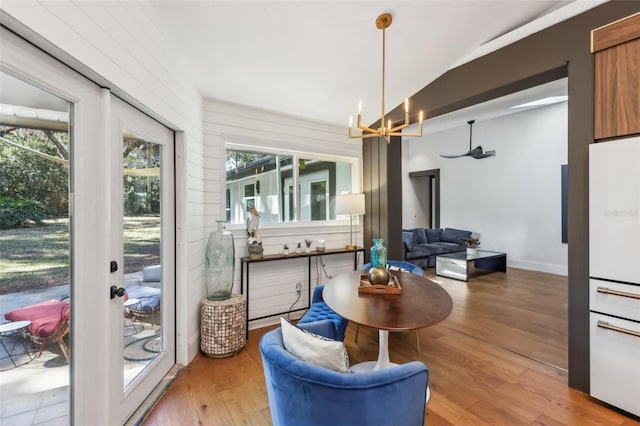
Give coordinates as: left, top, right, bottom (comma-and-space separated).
225, 147, 354, 225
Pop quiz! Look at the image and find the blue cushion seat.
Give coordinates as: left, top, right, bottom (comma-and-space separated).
125, 285, 161, 313
260, 326, 429, 426
298, 285, 348, 341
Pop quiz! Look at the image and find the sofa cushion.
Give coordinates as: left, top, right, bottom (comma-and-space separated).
5, 299, 70, 338
441, 228, 472, 245
431, 242, 465, 252
425, 228, 442, 243
281, 317, 350, 373
408, 228, 427, 246
404, 244, 443, 259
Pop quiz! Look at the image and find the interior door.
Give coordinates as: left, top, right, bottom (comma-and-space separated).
108, 95, 175, 423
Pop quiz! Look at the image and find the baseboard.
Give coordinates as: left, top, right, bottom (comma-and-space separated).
508, 259, 567, 276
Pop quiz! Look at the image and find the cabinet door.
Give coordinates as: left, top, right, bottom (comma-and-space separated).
594, 38, 640, 139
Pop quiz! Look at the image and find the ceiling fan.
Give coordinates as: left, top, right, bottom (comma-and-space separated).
440, 120, 495, 159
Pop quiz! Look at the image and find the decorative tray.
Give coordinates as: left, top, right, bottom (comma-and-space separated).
358, 275, 402, 294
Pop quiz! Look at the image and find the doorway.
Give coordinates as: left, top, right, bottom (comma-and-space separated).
408, 169, 440, 229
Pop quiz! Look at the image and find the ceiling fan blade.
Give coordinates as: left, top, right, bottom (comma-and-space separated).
471, 150, 496, 159
440, 153, 468, 158
441, 145, 485, 159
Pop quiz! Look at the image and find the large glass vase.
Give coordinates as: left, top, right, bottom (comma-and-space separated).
205, 221, 235, 300
370, 238, 387, 268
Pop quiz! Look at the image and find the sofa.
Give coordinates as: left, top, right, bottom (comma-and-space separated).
402, 227, 472, 268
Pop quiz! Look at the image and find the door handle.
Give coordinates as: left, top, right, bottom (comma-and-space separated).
110, 285, 126, 299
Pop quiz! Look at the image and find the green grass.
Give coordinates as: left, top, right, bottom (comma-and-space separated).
0, 216, 160, 294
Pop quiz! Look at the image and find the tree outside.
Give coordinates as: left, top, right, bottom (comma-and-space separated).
0, 126, 161, 294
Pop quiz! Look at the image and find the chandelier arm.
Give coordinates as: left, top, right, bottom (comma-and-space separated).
358, 124, 379, 133
389, 123, 409, 133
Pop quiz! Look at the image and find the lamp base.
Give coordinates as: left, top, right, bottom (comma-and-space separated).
345, 244, 357, 250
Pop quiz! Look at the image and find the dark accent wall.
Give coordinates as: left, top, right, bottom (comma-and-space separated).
363, 135, 403, 262
362, 1, 640, 393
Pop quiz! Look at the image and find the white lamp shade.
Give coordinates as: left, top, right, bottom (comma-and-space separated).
335, 193, 365, 215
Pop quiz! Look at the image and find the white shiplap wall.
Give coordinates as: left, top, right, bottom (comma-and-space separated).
1, 2, 204, 363
202, 99, 364, 330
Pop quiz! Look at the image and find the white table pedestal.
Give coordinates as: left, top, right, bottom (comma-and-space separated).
350, 329, 431, 402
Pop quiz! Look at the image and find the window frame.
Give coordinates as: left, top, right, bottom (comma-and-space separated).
224, 142, 360, 229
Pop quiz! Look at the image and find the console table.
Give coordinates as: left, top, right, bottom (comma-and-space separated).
240, 247, 364, 338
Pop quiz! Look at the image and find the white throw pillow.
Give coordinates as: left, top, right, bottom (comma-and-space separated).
280, 317, 351, 373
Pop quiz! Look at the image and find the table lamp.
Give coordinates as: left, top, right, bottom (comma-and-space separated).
335, 193, 366, 250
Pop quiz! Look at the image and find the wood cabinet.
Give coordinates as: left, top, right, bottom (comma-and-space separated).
592, 12, 640, 140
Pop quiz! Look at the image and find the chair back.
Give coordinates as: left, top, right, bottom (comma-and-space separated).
259, 327, 428, 426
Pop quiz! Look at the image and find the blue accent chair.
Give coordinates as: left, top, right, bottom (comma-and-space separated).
260, 325, 429, 426
297, 285, 348, 341
359, 260, 424, 350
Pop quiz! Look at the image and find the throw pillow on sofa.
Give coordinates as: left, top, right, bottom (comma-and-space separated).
425, 228, 442, 243
441, 228, 472, 246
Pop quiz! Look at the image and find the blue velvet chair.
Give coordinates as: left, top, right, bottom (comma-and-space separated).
260, 325, 429, 426
359, 260, 425, 351
297, 285, 348, 341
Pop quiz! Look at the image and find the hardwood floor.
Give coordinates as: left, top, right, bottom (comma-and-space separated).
143, 268, 639, 425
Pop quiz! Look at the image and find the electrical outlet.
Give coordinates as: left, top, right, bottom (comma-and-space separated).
296, 282, 301, 294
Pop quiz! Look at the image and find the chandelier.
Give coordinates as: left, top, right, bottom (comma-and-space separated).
348, 13, 423, 142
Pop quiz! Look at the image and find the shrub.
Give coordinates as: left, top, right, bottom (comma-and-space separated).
0, 197, 49, 229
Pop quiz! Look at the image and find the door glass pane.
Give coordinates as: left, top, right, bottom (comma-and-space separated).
122, 132, 162, 389
0, 71, 71, 423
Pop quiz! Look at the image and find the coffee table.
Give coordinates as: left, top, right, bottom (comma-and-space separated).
436, 250, 507, 282
322, 270, 452, 371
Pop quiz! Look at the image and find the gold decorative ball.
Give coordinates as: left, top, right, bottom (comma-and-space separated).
368, 267, 390, 285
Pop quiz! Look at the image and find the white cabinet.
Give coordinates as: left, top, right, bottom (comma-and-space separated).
590, 313, 640, 417
589, 137, 640, 417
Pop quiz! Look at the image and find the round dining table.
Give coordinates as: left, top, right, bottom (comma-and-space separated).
322, 270, 453, 372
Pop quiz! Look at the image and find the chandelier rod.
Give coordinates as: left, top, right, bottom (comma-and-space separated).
381, 22, 386, 130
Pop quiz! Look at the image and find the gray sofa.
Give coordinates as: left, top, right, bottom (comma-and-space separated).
402, 227, 472, 268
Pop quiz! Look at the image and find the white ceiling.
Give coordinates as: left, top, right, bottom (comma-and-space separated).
148, 0, 602, 128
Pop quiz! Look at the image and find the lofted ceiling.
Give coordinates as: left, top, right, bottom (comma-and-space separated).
148, 0, 603, 129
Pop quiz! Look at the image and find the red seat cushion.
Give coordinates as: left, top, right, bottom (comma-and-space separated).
4, 299, 70, 338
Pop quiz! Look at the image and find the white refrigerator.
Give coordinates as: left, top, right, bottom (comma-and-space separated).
589, 136, 640, 417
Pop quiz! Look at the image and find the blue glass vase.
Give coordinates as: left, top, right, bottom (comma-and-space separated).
370, 239, 387, 268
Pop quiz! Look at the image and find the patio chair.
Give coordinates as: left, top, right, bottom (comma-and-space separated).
4, 299, 70, 362
124, 286, 161, 325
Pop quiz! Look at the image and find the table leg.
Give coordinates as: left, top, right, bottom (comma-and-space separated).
374, 330, 391, 370
351, 330, 395, 372
351, 329, 431, 403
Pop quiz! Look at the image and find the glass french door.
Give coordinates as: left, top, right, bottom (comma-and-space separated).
1, 26, 176, 425
108, 95, 175, 423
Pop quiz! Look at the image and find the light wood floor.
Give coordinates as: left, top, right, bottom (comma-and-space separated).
143, 268, 639, 425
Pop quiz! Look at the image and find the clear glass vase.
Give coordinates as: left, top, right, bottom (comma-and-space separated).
205, 221, 235, 300
370, 238, 387, 268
